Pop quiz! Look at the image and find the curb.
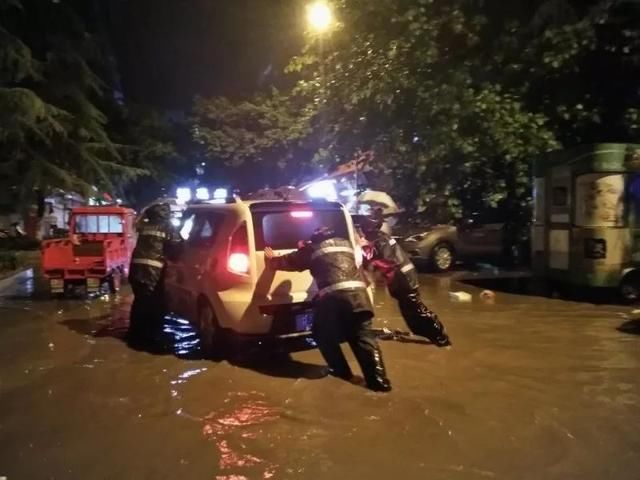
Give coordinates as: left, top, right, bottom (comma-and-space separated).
0, 268, 34, 294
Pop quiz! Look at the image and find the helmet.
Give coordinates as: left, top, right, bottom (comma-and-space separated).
146, 202, 171, 221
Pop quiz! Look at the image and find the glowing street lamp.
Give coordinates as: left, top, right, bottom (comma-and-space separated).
307, 1, 333, 33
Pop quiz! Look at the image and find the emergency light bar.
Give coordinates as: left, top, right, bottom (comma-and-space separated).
195, 187, 210, 200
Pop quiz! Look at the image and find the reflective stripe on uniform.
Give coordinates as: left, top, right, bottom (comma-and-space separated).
400, 263, 415, 274
132, 258, 164, 269
311, 246, 354, 260
138, 229, 167, 239
318, 280, 367, 297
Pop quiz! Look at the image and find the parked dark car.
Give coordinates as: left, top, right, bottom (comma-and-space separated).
397, 210, 530, 272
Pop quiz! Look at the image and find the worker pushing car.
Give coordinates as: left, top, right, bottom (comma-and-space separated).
128, 202, 182, 345
356, 216, 451, 347
265, 226, 392, 392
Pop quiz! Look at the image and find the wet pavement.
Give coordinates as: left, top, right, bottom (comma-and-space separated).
1, 276, 639, 479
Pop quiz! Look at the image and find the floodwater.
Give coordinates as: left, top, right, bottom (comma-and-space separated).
1, 276, 639, 479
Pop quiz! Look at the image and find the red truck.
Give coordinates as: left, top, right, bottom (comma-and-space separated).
42, 206, 137, 296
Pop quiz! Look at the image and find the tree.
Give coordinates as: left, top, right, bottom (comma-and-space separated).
115, 108, 193, 208
191, 0, 638, 218
0, 0, 146, 217
492, 0, 640, 146
193, 0, 561, 215
192, 89, 318, 190
284, 0, 558, 215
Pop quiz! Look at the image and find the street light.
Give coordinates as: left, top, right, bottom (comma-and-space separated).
306, 1, 333, 162
307, 1, 333, 33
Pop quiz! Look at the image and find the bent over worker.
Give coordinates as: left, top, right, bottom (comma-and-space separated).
128, 202, 181, 343
358, 217, 451, 347
265, 227, 392, 392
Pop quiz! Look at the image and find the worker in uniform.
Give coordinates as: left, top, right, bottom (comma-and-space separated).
265, 227, 392, 392
357, 217, 451, 347
128, 202, 181, 344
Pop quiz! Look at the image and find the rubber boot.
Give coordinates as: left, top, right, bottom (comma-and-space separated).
361, 345, 392, 392
425, 311, 451, 347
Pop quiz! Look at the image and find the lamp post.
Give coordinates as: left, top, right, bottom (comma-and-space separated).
306, 1, 334, 162
306, 1, 334, 99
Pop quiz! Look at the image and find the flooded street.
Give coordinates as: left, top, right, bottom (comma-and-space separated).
1, 276, 639, 479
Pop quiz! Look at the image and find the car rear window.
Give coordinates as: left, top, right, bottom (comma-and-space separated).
253, 208, 349, 250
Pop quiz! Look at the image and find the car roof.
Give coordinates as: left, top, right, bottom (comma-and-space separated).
185, 199, 344, 210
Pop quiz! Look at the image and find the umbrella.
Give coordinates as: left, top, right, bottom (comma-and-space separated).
356, 190, 402, 216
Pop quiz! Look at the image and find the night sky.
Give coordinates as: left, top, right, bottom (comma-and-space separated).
105, 0, 304, 110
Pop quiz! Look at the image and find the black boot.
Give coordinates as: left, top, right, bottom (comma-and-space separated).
361, 345, 392, 392
424, 311, 451, 347
398, 291, 451, 347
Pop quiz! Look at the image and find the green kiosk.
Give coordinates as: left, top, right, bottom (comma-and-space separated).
532, 143, 640, 302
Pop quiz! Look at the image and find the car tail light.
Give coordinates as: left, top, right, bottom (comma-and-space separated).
228, 253, 250, 274
228, 223, 250, 275
290, 211, 313, 218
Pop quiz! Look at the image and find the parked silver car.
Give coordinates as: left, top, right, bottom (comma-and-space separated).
398, 211, 529, 272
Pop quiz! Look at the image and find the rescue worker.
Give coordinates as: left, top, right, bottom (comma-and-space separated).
128, 202, 181, 344
264, 227, 392, 392
357, 217, 451, 347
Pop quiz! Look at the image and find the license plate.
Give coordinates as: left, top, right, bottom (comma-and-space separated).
87, 278, 100, 288
295, 312, 314, 332
50, 279, 64, 292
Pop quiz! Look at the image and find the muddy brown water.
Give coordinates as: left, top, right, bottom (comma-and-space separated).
1, 277, 639, 479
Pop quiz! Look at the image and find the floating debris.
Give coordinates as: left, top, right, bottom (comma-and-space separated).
479, 290, 496, 304
449, 291, 472, 303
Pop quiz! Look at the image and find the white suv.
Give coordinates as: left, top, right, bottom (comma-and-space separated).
164, 197, 364, 349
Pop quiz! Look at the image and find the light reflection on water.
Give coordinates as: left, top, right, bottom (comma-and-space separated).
200, 394, 281, 479
94, 296, 205, 358
171, 367, 208, 385
162, 314, 203, 357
